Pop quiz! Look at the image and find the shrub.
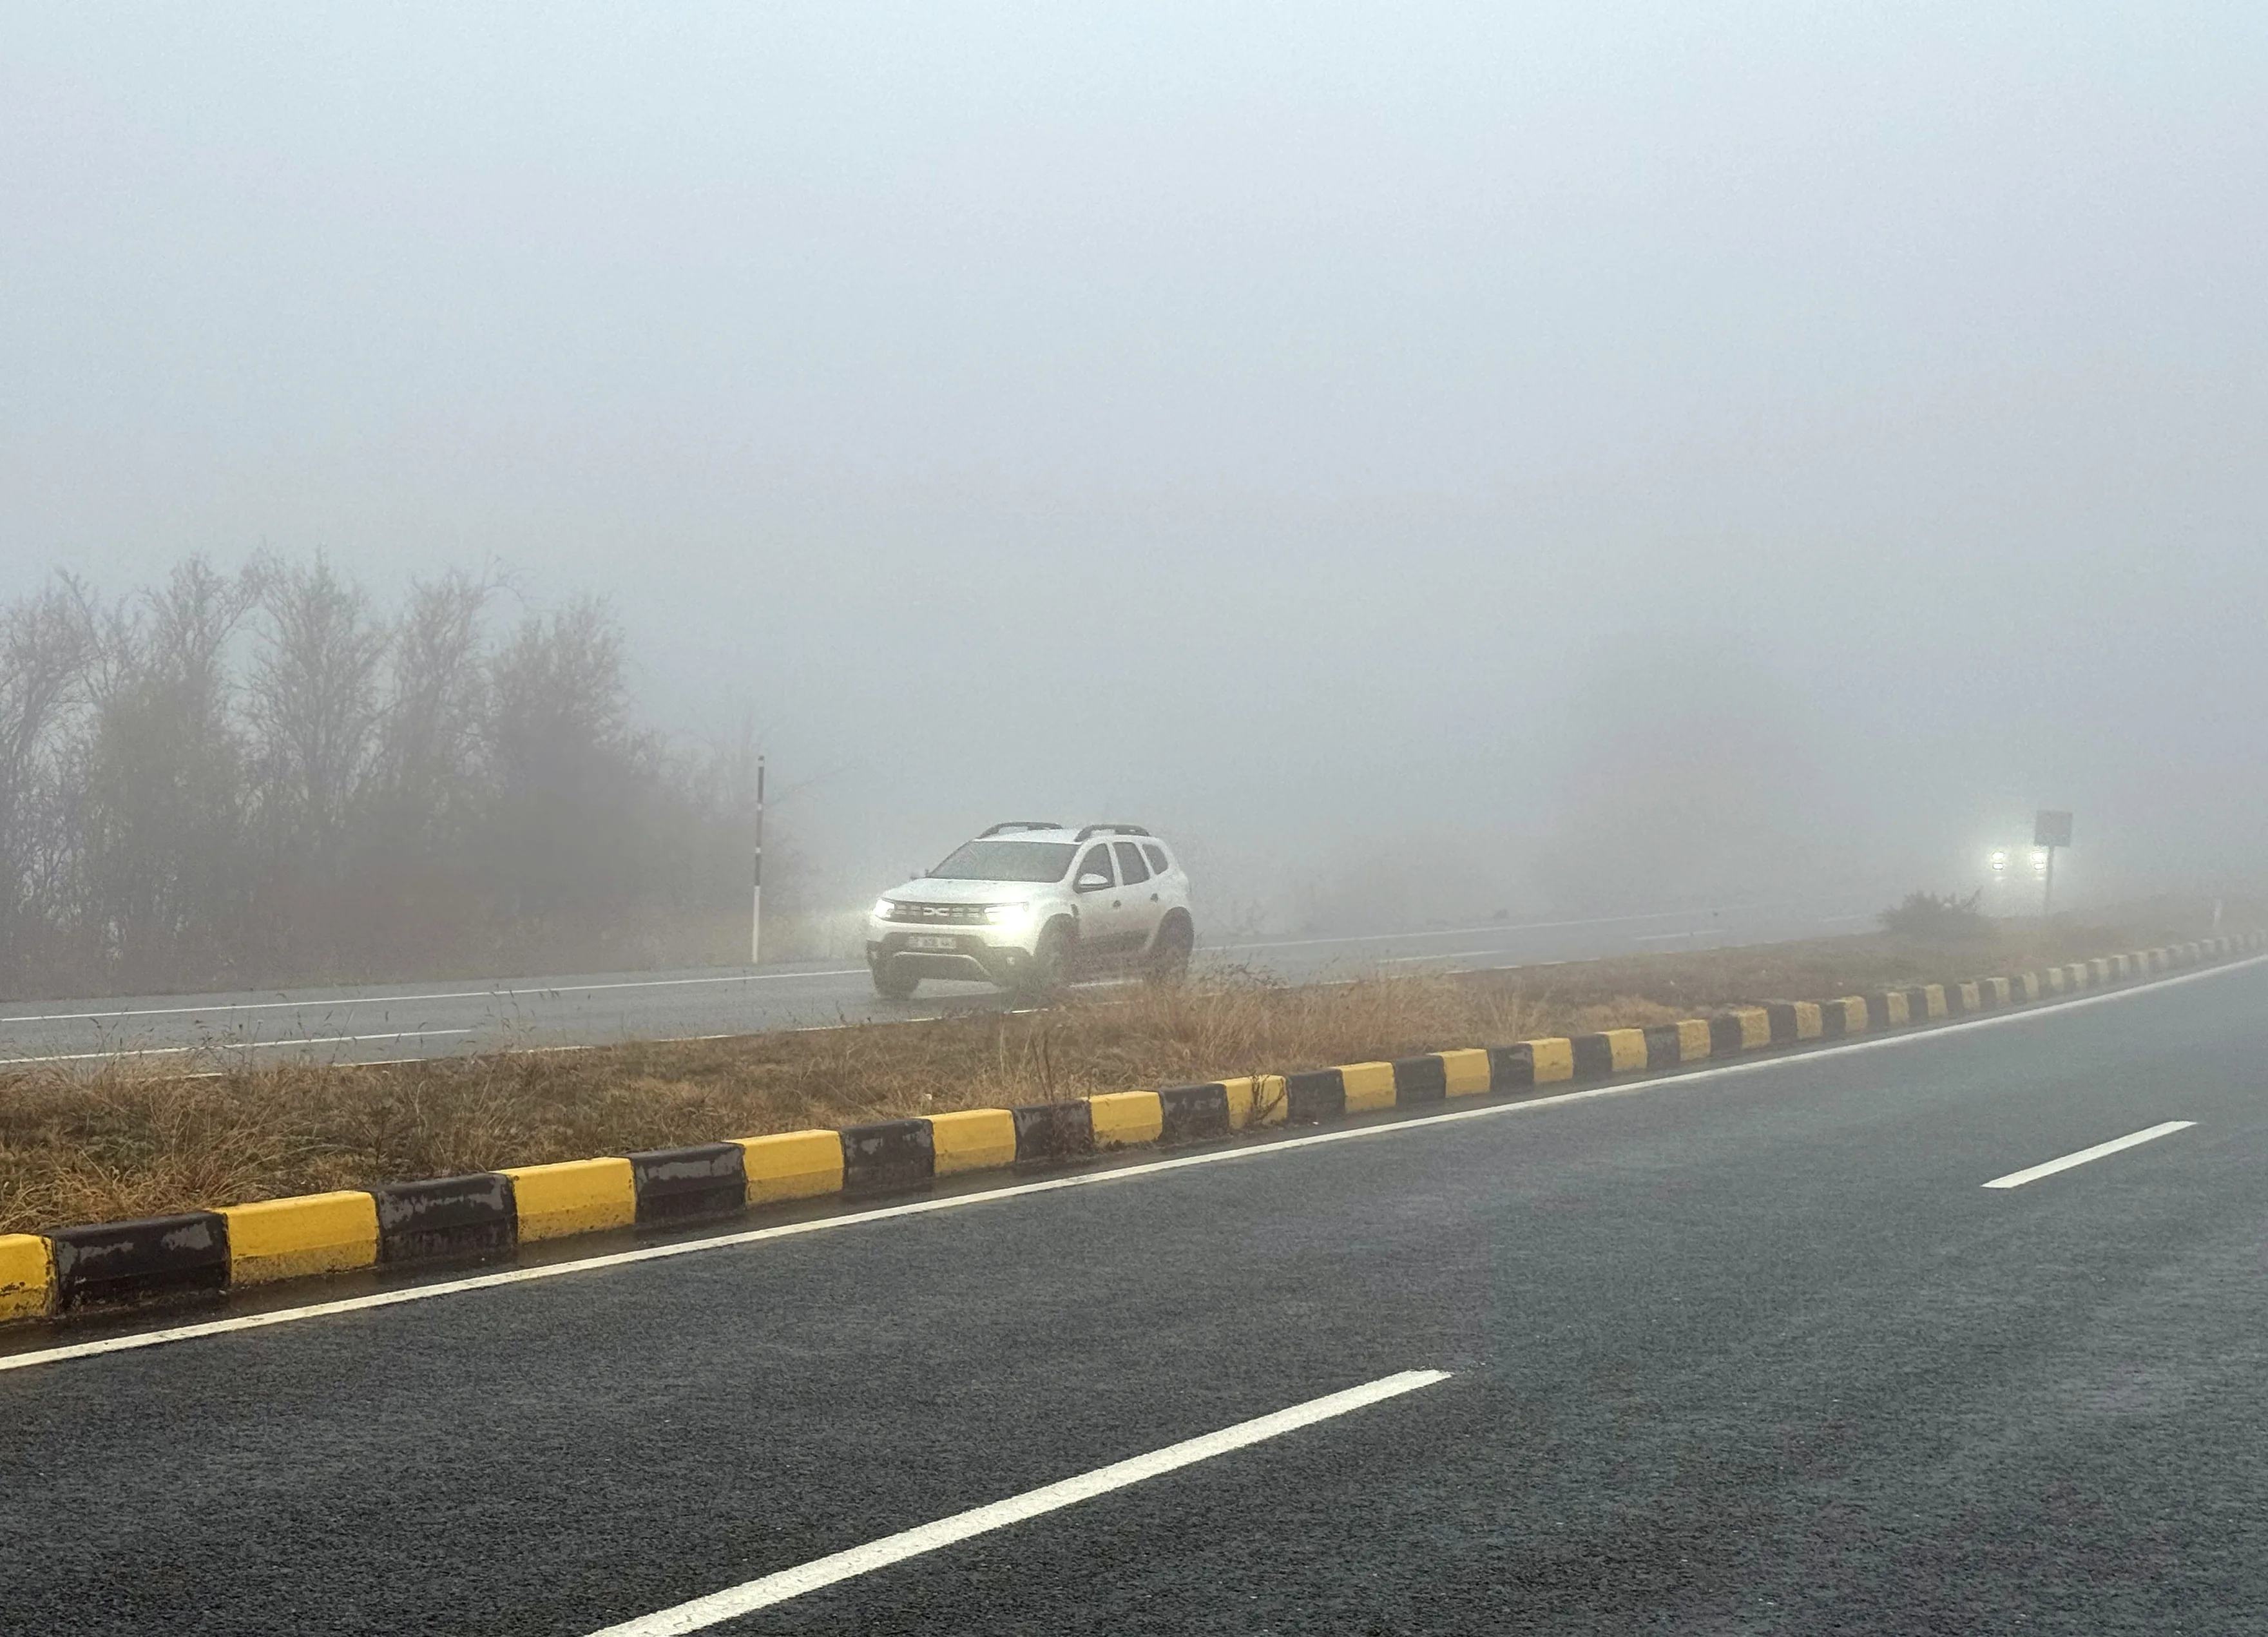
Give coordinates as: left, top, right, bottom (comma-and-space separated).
1876, 889, 1988, 942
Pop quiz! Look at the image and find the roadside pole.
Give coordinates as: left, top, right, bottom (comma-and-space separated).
751, 755, 766, 966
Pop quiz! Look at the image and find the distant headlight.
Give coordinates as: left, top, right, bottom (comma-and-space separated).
985, 903, 1032, 928
872, 898, 898, 921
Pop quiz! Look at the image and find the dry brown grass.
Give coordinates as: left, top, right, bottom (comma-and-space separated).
0, 911, 2222, 1234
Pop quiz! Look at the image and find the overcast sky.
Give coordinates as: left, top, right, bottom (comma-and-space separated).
5, 4, 2263, 922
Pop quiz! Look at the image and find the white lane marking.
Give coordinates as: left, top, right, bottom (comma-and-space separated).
0, 1030, 477, 1066
6, 903, 1846, 1028
23, 1016, 968, 1080
583, 1370, 1451, 1635
4, 951, 2260, 1376
1380, 950, 1495, 964
1982, 1121, 2196, 1189
9, 1006, 1027, 1076
0, 970, 869, 1028
1211, 901, 1827, 955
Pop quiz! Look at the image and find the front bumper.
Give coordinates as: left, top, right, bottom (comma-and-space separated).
866, 927, 1036, 987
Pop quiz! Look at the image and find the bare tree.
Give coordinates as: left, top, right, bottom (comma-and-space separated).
245, 555, 388, 848
0, 579, 94, 985
481, 597, 648, 930
0, 557, 771, 997
74, 560, 260, 983
375, 569, 492, 824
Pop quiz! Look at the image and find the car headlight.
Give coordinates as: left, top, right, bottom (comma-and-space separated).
984, 903, 1032, 928
872, 898, 898, 921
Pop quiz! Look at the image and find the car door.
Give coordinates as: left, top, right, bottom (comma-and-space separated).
1068, 842, 1123, 962
1113, 840, 1163, 950
1139, 841, 1186, 916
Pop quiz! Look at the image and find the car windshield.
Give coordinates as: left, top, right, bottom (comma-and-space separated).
928, 839, 1077, 882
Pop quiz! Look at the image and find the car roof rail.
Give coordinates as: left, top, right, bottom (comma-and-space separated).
1073, 823, 1152, 843
979, 820, 1065, 838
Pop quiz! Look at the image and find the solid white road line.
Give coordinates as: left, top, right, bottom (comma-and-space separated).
582, 1370, 1451, 1636
3, 952, 2260, 1377
1211, 899, 1821, 955
1982, 1120, 2196, 1189
0, 1029, 477, 1066
0, 970, 869, 1028
4, 903, 1840, 1027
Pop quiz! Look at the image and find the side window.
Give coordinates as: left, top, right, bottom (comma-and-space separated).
1142, 844, 1169, 874
1074, 845, 1115, 888
1113, 841, 1151, 885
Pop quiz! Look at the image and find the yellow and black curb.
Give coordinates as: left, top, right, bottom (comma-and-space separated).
1, 933, 2258, 1327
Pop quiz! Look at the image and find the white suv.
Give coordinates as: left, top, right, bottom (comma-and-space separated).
867, 823, 1195, 999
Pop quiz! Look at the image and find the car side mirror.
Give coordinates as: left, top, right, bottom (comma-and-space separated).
1075, 871, 1111, 893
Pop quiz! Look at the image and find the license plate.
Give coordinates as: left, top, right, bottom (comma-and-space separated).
906, 935, 957, 952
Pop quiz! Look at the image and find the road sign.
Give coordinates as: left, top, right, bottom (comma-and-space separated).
2033, 810, 2071, 916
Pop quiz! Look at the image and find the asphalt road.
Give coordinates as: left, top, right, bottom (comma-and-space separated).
4, 953, 2265, 1633
0, 895, 1875, 1067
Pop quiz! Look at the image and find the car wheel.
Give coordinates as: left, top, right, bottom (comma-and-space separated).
872, 961, 919, 1000
1018, 920, 1073, 998
1146, 912, 1194, 985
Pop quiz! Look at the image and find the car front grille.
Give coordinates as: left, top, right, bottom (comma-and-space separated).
889, 902, 991, 924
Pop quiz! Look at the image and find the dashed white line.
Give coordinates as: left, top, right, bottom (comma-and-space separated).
582, 1370, 1452, 1634
1981, 1120, 2195, 1189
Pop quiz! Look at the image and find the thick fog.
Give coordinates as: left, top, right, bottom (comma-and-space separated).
5, 5, 2264, 950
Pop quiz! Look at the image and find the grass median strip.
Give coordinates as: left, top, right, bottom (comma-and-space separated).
0, 926, 2252, 1334
0, 917, 2230, 1234
0, 952, 2256, 1368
